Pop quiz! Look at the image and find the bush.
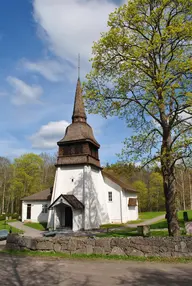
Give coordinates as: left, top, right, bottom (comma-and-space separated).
0, 213, 19, 221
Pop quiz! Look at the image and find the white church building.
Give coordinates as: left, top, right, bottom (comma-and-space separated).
21, 78, 138, 231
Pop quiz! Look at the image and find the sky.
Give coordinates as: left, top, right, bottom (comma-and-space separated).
0, 0, 130, 165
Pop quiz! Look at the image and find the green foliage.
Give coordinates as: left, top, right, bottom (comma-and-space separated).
84, 0, 192, 235
0, 220, 23, 234
0, 152, 56, 214
84, 0, 192, 166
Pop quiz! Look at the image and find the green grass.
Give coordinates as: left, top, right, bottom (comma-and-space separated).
101, 211, 165, 228
139, 211, 165, 220
24, 222, 47, 231
150, 210, 192, 229
2, 249, 192, 263
0, 220, 24, 234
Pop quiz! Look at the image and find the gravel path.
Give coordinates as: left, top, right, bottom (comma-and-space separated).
126, 214, 165, 228
0, 253, 191, 286
8, 221, 43, 237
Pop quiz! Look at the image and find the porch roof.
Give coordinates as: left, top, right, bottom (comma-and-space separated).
48, 194, 84, 210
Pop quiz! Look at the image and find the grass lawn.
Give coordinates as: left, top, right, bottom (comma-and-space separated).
101, 211, 165, 227
0, 220, 24, 234
150, 210, 192, 229
24, 222, 47, 231
139, 211, 165, 220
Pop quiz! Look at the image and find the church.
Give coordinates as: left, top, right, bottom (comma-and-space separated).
21, 78, 138, 231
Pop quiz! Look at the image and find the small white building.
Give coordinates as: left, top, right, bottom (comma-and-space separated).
21, 78, 138, 230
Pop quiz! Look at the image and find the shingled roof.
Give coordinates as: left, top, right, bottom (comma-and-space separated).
72, 78, 87, 123
58, 79, 99, 147
21, 188, 52, 201
48, 194, 84, 210
102, 170, 138, 193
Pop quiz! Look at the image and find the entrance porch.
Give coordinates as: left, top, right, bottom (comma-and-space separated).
48, 194, 84, 231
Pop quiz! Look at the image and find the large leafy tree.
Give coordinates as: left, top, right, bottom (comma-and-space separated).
84, 0, 192, 236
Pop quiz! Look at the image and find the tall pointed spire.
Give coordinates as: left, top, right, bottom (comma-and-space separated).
72, 78, 87, 123
72, 54, 87, 123
78, 53, 80, 79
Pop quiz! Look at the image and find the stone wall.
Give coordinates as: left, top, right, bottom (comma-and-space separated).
6, 234, 192, 258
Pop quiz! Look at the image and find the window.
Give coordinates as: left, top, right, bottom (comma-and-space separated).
27, 204, 31, 219
108, 192, 112, 202
42, 204, 48, 214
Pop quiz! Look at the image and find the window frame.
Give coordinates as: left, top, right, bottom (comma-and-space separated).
108, 191, 113, 202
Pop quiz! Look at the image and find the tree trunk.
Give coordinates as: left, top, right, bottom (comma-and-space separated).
161, 128, 180, 236
189, 172, 192, 210
181, 170, 186, 210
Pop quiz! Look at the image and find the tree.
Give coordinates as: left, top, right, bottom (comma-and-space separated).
11, 153, 43, 212
84, 0, 192, 236
0, 157, 12, 213
149, 172, 164, 211
39, 152, 56, 189
133, 180, 148, 212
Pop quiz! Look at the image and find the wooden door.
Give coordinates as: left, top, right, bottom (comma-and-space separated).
65, 207, 72, 228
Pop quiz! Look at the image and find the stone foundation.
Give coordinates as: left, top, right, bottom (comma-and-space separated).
6, 234, 192, 258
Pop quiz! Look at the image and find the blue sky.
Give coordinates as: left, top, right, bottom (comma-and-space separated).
0, 0, 130, 165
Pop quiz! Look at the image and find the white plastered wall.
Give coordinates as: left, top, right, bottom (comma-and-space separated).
48, 165, 85, 230
103, 177, 122, 223
22, 201, 49, 223
121, 191, 138, 222
83, 166, 110, 229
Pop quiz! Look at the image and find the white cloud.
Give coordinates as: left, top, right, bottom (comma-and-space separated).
22, 59, 67, 82
7, 76, 43, 105
32, 0, 126, 79
30, 120, 70, 149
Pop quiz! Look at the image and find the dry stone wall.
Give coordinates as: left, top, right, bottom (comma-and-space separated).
6, 234, 192, 258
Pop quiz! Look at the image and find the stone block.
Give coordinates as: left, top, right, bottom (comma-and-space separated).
180, 241, 188, 253
185, 222, 192, 235
111, 238, 130, 249
17, 236, 27, 248
95, 238, 111, 252
25, 237, 37, 250
6, 234, 20, 244
6, 243, 20, 251
86, 245, 93, 255
129, 249, 144, 257
37, 241, 53, 250
137, 225, 150, 237
110, 247, 126, 256
53, 243, 61, 252
71, 248, 86, 254
76, 238, 87, 249
86, 238, 96, 246
93, 246, 104, 255
61, 242, 69, 251
68, 239, 77, 251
